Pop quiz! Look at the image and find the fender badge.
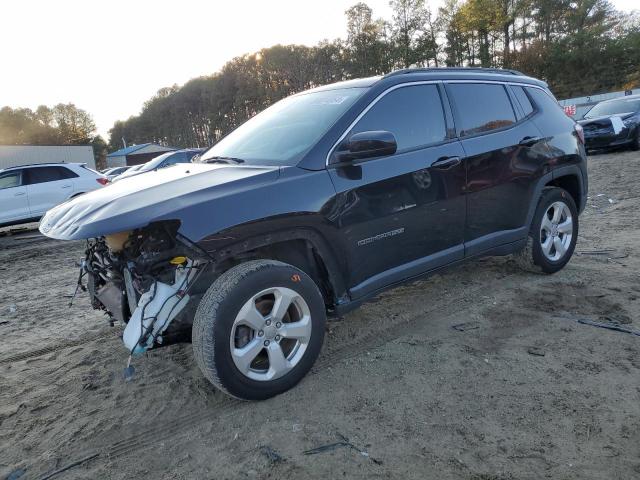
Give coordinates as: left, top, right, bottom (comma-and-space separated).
357, 227, 405, 247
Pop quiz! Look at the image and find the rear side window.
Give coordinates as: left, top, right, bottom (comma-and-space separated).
511, 86, 534, 116
26, 166, 78, 185
448, 83, 516, 136
0, 170, 22, 189
350, 84, 447, 151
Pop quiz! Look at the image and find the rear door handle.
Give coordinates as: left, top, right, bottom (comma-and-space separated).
14, 191, 26, 196
432, 156, 461, 170
62, 184, 72, 189
519, 136, 542, 147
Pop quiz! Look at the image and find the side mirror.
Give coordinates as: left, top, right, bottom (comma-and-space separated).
332, 130, 397, 164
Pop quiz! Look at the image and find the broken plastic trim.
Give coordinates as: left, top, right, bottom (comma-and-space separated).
123, 259, 201, 355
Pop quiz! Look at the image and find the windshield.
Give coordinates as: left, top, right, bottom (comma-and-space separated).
585, 97, 640, 118
143, 152, 175, 171
199, 87, 367, 166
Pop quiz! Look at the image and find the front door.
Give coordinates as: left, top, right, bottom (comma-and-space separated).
327, 83, 466, 298
0, 169, 29, 224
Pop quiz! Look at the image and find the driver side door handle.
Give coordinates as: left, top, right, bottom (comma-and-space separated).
432, 156, 461, 170
519, 136, 542, 147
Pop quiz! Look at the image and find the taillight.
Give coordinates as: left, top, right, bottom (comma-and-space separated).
574, 123, 585, 145
96, 177, 109, 185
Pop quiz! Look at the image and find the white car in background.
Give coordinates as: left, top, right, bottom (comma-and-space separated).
113, 148, 204, 182
0, 163, 108, 227
103, 165, 132, 181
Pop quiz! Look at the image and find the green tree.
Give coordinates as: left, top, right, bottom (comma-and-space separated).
390, 0, 429, 68
0, 103, 96, 146
344, 3, 392, 76
103, 0, 640, 150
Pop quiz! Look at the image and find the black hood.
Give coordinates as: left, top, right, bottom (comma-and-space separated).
39, 163, 280, 241
578, 111, 635, 126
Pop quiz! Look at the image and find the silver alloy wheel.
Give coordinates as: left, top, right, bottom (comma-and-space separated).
540, 201, 573, 261
230, 287, 312, 381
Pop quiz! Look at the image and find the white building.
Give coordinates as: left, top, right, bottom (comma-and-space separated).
0, 145, 96, 170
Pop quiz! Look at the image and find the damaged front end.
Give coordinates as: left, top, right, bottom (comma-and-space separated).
80, 221, 209, 355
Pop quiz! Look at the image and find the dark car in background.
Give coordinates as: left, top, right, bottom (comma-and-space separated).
578, 95, 640, 152
39, 68, 587, 400
113, 148, 204, 182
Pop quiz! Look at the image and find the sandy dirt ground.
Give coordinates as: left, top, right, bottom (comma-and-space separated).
1, 149, 639, 480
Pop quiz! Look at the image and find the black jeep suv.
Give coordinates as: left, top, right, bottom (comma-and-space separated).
40, 68, 588, 400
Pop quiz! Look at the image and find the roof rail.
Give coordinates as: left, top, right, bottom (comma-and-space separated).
1, 162, 73, 170
384, 67, 524, 78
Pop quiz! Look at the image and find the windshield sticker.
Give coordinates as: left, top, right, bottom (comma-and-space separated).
611, 116, 625, 135
313, 95, 349, 106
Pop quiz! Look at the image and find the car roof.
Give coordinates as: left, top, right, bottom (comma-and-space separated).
0, 162, 85, 173
302, 68, 547, 95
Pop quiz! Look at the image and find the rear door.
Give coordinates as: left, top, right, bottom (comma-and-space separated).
445, 82, 548, 256
327, 83, 467, 297
0, 169, 29, 224
24, 166, 78, 216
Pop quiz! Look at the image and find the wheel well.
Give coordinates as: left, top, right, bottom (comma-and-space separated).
209, 239, 337, 309
546, 175, 580, 209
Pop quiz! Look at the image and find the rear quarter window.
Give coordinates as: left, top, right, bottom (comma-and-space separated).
525, 87, 575, 132
447, 83, 516, 136
511, 86, 535, 117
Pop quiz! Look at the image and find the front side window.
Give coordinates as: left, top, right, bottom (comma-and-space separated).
448, 83, 516, 136
200, 87, 366, 166
348, 84, 447, 152
0, 171, 22, 189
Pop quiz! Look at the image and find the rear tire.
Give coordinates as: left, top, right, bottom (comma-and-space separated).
515, 187, 578, 274
193, 260, 326, 400
630, 130, 640, 151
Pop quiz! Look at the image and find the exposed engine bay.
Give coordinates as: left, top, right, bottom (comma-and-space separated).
79, 222, 209, 355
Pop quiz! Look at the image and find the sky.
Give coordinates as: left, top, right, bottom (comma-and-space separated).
0, 0, 637, 139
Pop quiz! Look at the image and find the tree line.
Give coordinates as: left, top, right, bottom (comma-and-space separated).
2, 0, 638, 157
109, 0, 640, 151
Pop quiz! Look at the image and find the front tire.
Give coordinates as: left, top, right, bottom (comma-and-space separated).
515, 187, 578, 274
193, 260, 326, 400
